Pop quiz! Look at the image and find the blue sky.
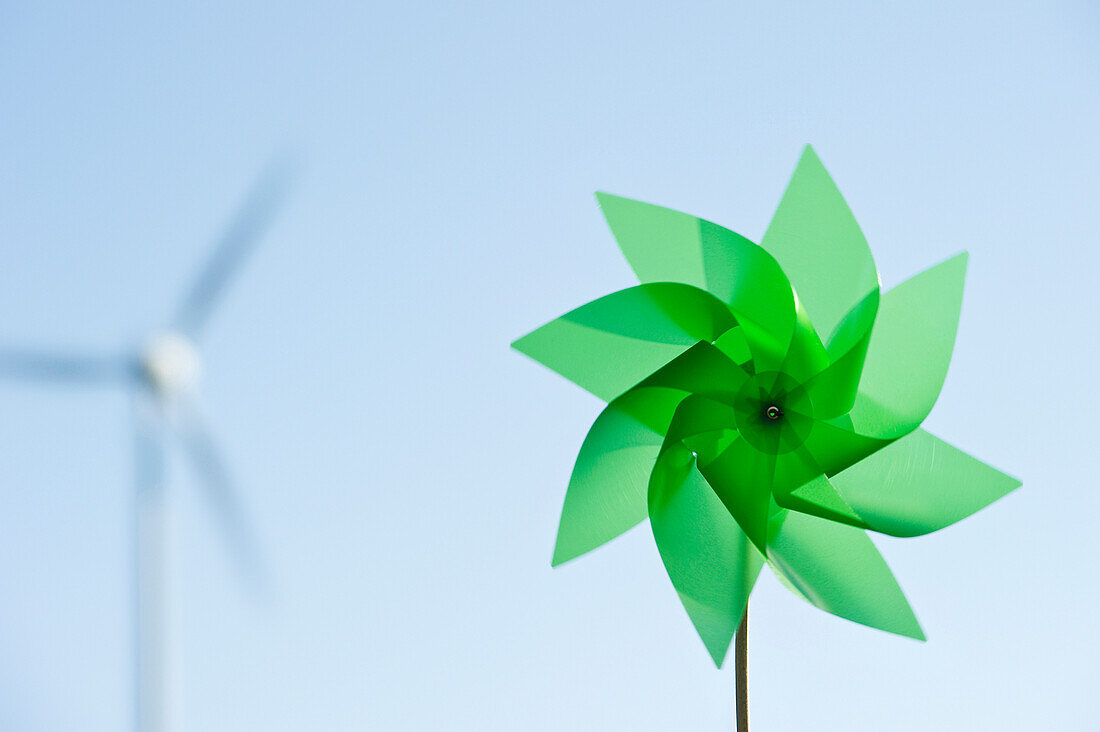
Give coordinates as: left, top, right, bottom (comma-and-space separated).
0, 1, 1096, 729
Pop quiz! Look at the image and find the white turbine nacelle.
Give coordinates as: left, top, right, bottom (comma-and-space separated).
141, 332, 201, 395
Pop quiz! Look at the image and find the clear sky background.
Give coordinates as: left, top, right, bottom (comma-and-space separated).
0, 1, 1096, 730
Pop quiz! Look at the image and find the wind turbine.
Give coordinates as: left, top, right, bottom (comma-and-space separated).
0, 160, 295, 731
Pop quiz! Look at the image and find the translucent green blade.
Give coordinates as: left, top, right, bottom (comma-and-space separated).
637, 341, 751, 402
595, 193, 797, 370
766, 509, 925, 640
552, 387, 688, 566
849, 252, 968, 438
649, 446, 764, 667
512, 283, 737, 401
830, 429, 1021, 537
711, 326, 754, 369
595, 192, 709, 289
697, 436, 776, 553
761, 146, 879, 339
768, 445, 827, 504
763, 421, 875, 530
774, 298, 830, 383
696, 219, 796, 368
803, 289, 880, 419
799, 414, 891, 479
780, 473, 870, 530
661, 394, 739, 465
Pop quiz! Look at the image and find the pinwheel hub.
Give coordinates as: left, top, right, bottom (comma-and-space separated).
141, 332, 201, 395
733, 371, 813, 455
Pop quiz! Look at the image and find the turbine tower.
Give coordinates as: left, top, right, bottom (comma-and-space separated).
0, 160, 295, 731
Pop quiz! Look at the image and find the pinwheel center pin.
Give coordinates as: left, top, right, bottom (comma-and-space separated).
733, 371, 814, 455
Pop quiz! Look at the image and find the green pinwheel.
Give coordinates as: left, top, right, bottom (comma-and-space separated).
512, 146, 1020, 670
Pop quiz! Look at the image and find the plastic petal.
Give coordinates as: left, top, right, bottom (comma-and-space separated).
660, 394, 739, 465
637, 341, 751, 401
649, 446, 764, 667
595, 192, 709, 290
761, 146, 879, 339
552, 387, 688, 566
799, 415, 891, 478
802, 289, 880, 419
512, 282, 737, 401
773, 298, 830, 384
829, 428, 1021, 537
697, 436, 776, 553
595, 193, 797, 370
781, 474, 870, 529
766, 509, 925, 640
849, 252, 968, 438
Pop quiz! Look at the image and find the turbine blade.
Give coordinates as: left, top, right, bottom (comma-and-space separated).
172, 156, 297, 338
0, 348, 133, 384
174, 405, 266, 593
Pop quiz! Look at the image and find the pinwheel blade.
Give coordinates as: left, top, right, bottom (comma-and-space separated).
761, 145, 879, 339
802, 288, 879, 419
636, 342, 751, 401
595, 192, 712, 289
766, 509, 924, 640
849, 252, 968, 438
649, 447, 763, 667
512, 283, 738, 401
660, 394, 739, 465
595, 192, 797, 367
172, 157, 296, 339
773, 299, 830, 383
552, 387, 686, 566
799, 414, 890, 478
780, 474, 869, 530
175, 408, 265, 591
828, 429, 1021, 537
699, 437, 777, 553
0, 348, 133, 384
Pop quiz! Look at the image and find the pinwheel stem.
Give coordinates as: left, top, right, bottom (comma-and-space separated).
735, 604, 749, 732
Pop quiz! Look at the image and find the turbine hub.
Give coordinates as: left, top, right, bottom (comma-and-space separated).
141, 332, 201, 394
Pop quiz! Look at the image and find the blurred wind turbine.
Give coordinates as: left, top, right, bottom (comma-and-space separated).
0, 160, 295, 732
